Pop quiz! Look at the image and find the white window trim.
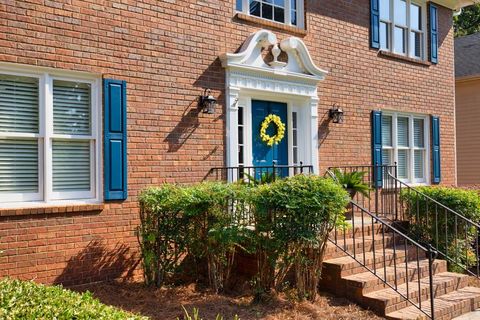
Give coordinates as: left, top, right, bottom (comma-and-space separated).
238, 0, 305, 29
382, 111, 430, 185
0, 63, 102, 206
380, 0, 427, 60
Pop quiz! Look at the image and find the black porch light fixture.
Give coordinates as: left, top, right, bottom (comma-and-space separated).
199, 88, 217, 114
329, 104, 344, 124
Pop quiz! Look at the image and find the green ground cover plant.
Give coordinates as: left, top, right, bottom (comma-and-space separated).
0, 278, 147, 320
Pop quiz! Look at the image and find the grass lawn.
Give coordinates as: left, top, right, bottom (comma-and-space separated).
73, 281, 385, 320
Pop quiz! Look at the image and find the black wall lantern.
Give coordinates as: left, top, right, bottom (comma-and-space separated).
199, 88, 217, 114
329, 104, 344, 124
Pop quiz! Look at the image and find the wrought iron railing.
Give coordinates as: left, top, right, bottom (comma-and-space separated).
327, 165, 399, 220
386, 170, 480, 278
206, 162, 314, 182
327, 168, 437, 319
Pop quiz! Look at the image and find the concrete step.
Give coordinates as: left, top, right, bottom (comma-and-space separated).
363, 272, 470, 315
342, 259, 448, 296
386, 286, 480, 320
324, 234, 397, 259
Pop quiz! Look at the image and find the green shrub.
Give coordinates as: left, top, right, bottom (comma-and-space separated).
0, 278, 147, 320
138, 176, 348, 300
138, 182, 252, 291
400, 186, 480, 271
252, 175, 348, 301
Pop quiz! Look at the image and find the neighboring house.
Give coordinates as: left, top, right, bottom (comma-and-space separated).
455, 32, 480, 186
0, 0, 473, 287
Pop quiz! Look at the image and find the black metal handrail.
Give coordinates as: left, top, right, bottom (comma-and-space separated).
327, 196, 436, 319
385, 170, 480, 278
206, 162, 314, 182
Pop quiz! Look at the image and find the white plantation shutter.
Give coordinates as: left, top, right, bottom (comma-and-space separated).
382, 115, 392, 146
397, 117, 409, 147
0, 139, 39, 193
0, 75, 39, 133
414, 118, 424, 147
53, 81, 91, 135
382, 149, 392, 166
414, 150, 424, 179
398, 149, 408, 179
52, 140, 91, 192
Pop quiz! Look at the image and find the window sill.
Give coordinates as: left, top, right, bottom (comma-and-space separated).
0, 202, 104, 217
234, 13, 307, 36
378, 50, 432, 67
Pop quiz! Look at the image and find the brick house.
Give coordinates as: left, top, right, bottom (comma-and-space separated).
0, 0, 473, 287
455, 32, 480, 186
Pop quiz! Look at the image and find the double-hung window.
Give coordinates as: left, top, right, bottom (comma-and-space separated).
236, 0, 304, 28
0, 68, 100, 204
381, 112, 428, 184
379, 0, 426, 59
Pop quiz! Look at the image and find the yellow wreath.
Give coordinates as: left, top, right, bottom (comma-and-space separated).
260, 114, 286, 147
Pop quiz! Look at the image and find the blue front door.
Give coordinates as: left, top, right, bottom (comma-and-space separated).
252, 100, 288, 176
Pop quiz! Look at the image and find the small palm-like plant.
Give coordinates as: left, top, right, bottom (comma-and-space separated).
240, 172, 276, 186
331, 168, 371, 199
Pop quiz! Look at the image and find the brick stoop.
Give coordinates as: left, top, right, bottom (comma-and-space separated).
321, 222, 480, 320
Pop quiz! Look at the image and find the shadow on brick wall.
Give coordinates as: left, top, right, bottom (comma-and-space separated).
55, 240, 140, 286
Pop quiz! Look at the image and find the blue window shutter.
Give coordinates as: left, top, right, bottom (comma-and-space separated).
372, 110, 383, 187
431, 116, 441, 184
104, 79, 128, 200
370, 0, 380, 49
429, 3, 438, 64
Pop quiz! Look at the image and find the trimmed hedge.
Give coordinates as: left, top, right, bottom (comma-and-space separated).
138, 175, 349, 301
0, 278, 147, 320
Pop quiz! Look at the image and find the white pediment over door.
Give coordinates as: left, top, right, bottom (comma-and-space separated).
220, 29, 328, 83
220, 30, 327, 176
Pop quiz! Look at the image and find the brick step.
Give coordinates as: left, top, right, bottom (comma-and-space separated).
329, 221, 386, 239
342, 259, 448, 295
385, 286, 480, 320
362, 272, 470, 315
320, 246, 424, 293
322, 245, 424, 278
324, 234, 397, 259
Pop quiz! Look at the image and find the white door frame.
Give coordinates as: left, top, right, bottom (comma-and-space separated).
221, 30, 327, 177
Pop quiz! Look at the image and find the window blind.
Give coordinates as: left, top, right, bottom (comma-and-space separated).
52, 140, 90, 192
0, 139, 39, 193
397, 117, 409, 147
414, 118, 424, 147
382, 115, 392, 146
414, 150, 424, 179
0, 75, 39, 133
53, 80, 91, 135
398, 149, 408, 179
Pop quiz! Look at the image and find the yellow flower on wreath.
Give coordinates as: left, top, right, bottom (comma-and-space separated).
259, 114, 286, 147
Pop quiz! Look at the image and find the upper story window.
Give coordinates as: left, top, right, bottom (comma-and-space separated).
379, 0, 426, 59
0, 68, 101, 205
236, 0, 304, 28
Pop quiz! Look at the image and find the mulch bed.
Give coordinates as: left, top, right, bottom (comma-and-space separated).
73, 281, 384, 320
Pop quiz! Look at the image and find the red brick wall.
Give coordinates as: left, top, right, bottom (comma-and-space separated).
0, 0, 456, 285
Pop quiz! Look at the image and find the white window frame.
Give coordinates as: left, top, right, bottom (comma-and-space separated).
382, 111, 430, 185
380, 0, 427, 60
237, 0, 305, 29
0, 64, 102, 206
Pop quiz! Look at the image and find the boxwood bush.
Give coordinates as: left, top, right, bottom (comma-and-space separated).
0, 278, 147, 320
252, 174, 348, 300
400, 186, 480, 271
138, 175, 348, 301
